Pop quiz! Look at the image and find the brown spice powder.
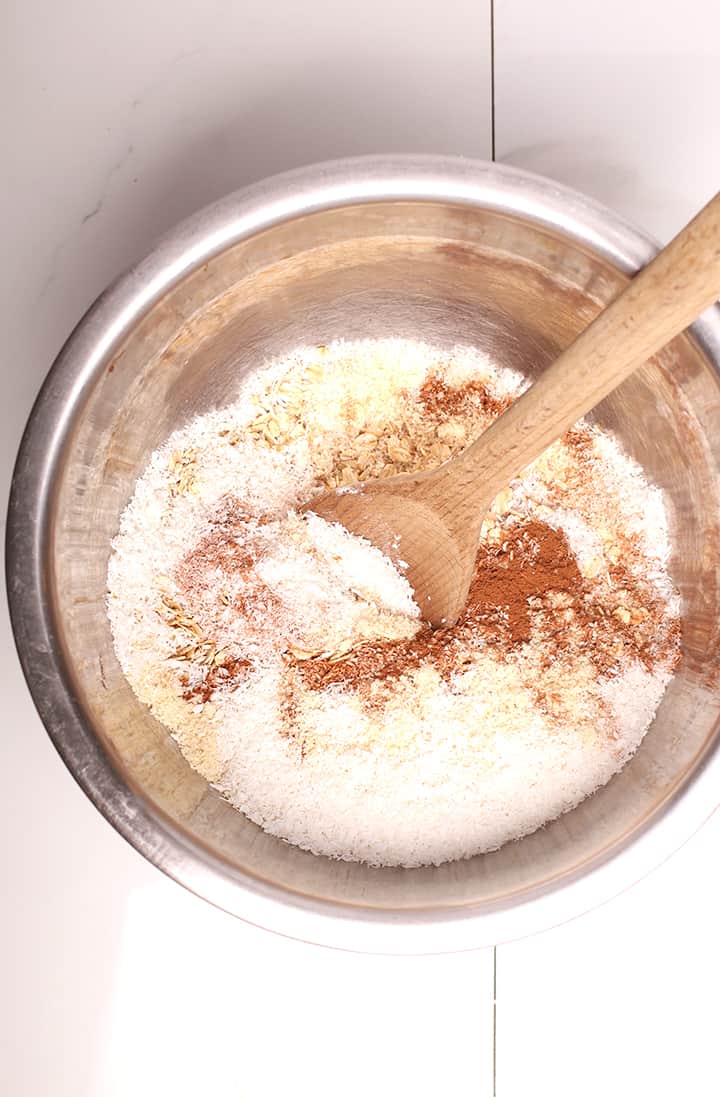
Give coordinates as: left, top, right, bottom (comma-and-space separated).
182, 655, 252, 703
467, 521, 581, 644
166, 377, 680, 717
291, 521, 578, 695
419, 375, 510, 420
172, 498, 278, 703
292, 519, 679, 699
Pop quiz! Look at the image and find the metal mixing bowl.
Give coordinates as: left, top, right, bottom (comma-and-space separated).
7, 156, 720, 953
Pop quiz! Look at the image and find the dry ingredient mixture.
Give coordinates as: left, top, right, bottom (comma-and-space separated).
107, 339, 681, 867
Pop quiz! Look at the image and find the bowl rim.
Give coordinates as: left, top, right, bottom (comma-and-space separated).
6, 153, 720, 954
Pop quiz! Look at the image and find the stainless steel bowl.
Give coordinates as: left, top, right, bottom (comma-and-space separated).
7, 156, 720, 953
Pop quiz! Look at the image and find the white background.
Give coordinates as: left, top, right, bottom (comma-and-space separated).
2, 1, 719, 1093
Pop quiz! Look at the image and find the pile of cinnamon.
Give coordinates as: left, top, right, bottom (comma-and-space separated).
291, 518, 679, 699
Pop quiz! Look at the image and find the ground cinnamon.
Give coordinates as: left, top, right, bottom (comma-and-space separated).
174, 499, 276, 702
419, 375, 510, 420
292, 518, 679, 698
169, 399, 680, 711
182, 655, 251, 703
293, 520, 579, 693
467, 520, 581, 644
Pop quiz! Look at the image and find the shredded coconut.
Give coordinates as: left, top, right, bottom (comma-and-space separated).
107, 338, 681, 867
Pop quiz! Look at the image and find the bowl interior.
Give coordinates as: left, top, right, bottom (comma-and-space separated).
51, 198, 720, 910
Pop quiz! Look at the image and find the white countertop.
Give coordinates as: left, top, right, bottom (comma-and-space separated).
3, 2, 719, 1093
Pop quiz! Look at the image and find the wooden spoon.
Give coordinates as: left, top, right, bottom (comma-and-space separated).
309, 191, 720, 627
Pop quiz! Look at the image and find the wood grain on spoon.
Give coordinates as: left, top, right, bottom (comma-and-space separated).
309, 191, 720, 627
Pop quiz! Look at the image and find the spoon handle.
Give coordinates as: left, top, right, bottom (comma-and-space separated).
453, 189, 720, 502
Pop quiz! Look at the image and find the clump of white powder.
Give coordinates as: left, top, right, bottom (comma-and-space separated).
107, 338, 680, 867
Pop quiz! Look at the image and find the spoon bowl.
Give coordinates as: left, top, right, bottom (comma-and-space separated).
309, 468, 484, 626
